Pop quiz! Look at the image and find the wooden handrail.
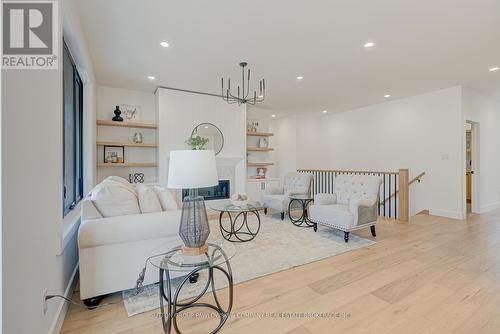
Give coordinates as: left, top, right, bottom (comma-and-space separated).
297, 169, 398, 175
382, 171, 426, 204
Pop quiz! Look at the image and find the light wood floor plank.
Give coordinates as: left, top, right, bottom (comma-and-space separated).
61, 211, 500, 333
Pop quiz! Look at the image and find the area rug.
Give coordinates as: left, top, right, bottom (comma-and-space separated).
122, 213, 375, 317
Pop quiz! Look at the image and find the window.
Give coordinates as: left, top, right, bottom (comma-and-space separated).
63, 42, 83, 216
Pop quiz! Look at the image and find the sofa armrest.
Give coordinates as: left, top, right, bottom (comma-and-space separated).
349, 196, 378, 225
314, 193, 337, 205
81, 198, 103, 220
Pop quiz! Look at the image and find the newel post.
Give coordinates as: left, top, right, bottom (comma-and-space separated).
398, 168, 409, 222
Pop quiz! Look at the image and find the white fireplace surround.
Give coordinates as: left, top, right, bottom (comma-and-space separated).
166, 155, 246, 209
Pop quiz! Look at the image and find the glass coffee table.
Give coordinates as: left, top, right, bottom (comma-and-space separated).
288, 194, 315, 229
145, 239, 236, 334
211, 202, 266, 242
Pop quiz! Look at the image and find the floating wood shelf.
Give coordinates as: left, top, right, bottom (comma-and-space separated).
97, 141, 158, 148
246, 131, 274, 137
247, 147, 274, 152
247, 162, 275, 167
97, 162, 158, 168
97, 120, 158, 129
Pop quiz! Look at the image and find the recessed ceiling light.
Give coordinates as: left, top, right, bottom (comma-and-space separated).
322, 110, 328, 114
364, 41, 375, 48
160, 41, 170, 48
147, 75, 156, 80
384, 94, 391, 98
489, 67, 499, 72
271, 114, 276, 118
296, 76, 304, 80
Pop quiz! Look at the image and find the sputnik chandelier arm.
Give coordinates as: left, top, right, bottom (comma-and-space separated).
221, 62, 265, 105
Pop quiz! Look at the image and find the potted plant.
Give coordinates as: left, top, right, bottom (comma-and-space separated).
185, 135, 209, 150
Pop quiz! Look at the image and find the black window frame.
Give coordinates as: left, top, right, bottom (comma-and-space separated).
63, 41, 84, 216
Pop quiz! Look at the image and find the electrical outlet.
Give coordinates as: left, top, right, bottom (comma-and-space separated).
42, 288, 48, 314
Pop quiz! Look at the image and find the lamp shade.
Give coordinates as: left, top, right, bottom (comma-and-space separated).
167, 150, 218, 189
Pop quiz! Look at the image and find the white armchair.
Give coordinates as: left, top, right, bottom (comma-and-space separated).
262, 172, 313, 220
309, 174, 382, 242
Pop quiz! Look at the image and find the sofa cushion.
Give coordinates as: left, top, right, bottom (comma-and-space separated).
153, 186, 179, 210
309, 204, 354, 228
78, 210, 182, 248
137, 185, 163, 213
262, 194, 289, 212
90, 180, 140, 217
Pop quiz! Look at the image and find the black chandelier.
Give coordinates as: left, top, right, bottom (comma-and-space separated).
221, 62, 265, 105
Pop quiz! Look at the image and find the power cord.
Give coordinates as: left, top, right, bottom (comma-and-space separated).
45, 294, 117, 310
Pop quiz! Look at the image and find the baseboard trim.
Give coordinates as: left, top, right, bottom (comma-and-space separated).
428, 208, 465, 220
480, 202, 500, 214
48, 262, 79, 334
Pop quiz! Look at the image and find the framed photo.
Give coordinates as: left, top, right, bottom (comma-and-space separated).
104, 145, 125, 163
246, 119, 259, 132
119, 104, 141, 122
256, 167, 267, 179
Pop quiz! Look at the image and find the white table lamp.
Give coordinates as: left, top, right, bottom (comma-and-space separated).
167, 150, 218, 255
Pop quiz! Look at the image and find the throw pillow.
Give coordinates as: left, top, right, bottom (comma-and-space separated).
153, 186, 179, 211
104, 176, 137, 194
137, 185, 163, 213
91, 180, 140, 217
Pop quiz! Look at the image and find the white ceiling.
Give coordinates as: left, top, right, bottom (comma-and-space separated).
75, 0, 500, 114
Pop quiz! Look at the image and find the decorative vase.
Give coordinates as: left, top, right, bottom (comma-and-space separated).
179, 189, 210, 255
132, 132, 143, 143
112, 106, 123, 122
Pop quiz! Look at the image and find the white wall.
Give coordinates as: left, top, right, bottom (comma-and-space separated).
270, 115, 298, 182
2, 1, 96, 333
156, 88, 246, 192
96, 86, 157, 183
462, 87, 500, 213
274, 87, 465, 218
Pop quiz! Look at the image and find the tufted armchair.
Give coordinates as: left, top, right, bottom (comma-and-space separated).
262, 172, 313, 220
309, 174, 382, 242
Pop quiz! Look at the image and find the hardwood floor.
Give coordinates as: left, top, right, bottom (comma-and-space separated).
61, 210, 500, 333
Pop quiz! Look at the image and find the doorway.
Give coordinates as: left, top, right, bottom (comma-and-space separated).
465, 121, 479, 214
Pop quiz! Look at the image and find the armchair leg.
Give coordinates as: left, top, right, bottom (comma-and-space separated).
344, 231, 350, 243
370, 225, 376, 237
280, 212, 285, 221
264, 208, 268, 215
313, 223, 317, 232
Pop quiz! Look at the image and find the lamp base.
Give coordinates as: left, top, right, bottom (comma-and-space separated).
181, 244, 209, 256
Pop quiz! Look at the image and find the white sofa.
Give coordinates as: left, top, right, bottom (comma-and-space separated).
309, 174, 382, 242
78, 177, 183, 304
262, 172, 313, 220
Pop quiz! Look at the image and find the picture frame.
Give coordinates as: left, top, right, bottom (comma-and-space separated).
119, 104, 141, 122
104, 145, 125, 163
246, 119, 259, 132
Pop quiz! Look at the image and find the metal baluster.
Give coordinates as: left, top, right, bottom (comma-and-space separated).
383, 174, 386, 217
389, 174, 392, 218
394, 174, 397, 220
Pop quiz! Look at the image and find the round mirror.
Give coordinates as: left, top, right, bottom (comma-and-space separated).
190, 123, 224, 155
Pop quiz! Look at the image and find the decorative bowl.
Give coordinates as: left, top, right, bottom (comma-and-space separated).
231, 199, 249, 207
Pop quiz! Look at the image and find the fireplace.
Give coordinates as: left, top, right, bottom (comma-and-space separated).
183, 180, 230, 201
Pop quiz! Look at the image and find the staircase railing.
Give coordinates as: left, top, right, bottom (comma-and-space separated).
297, 168, 425, 222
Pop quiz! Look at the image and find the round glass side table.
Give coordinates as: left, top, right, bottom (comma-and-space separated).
288, 194, 315, 229
211, 202, 266, 242
147, 240, 236, 334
